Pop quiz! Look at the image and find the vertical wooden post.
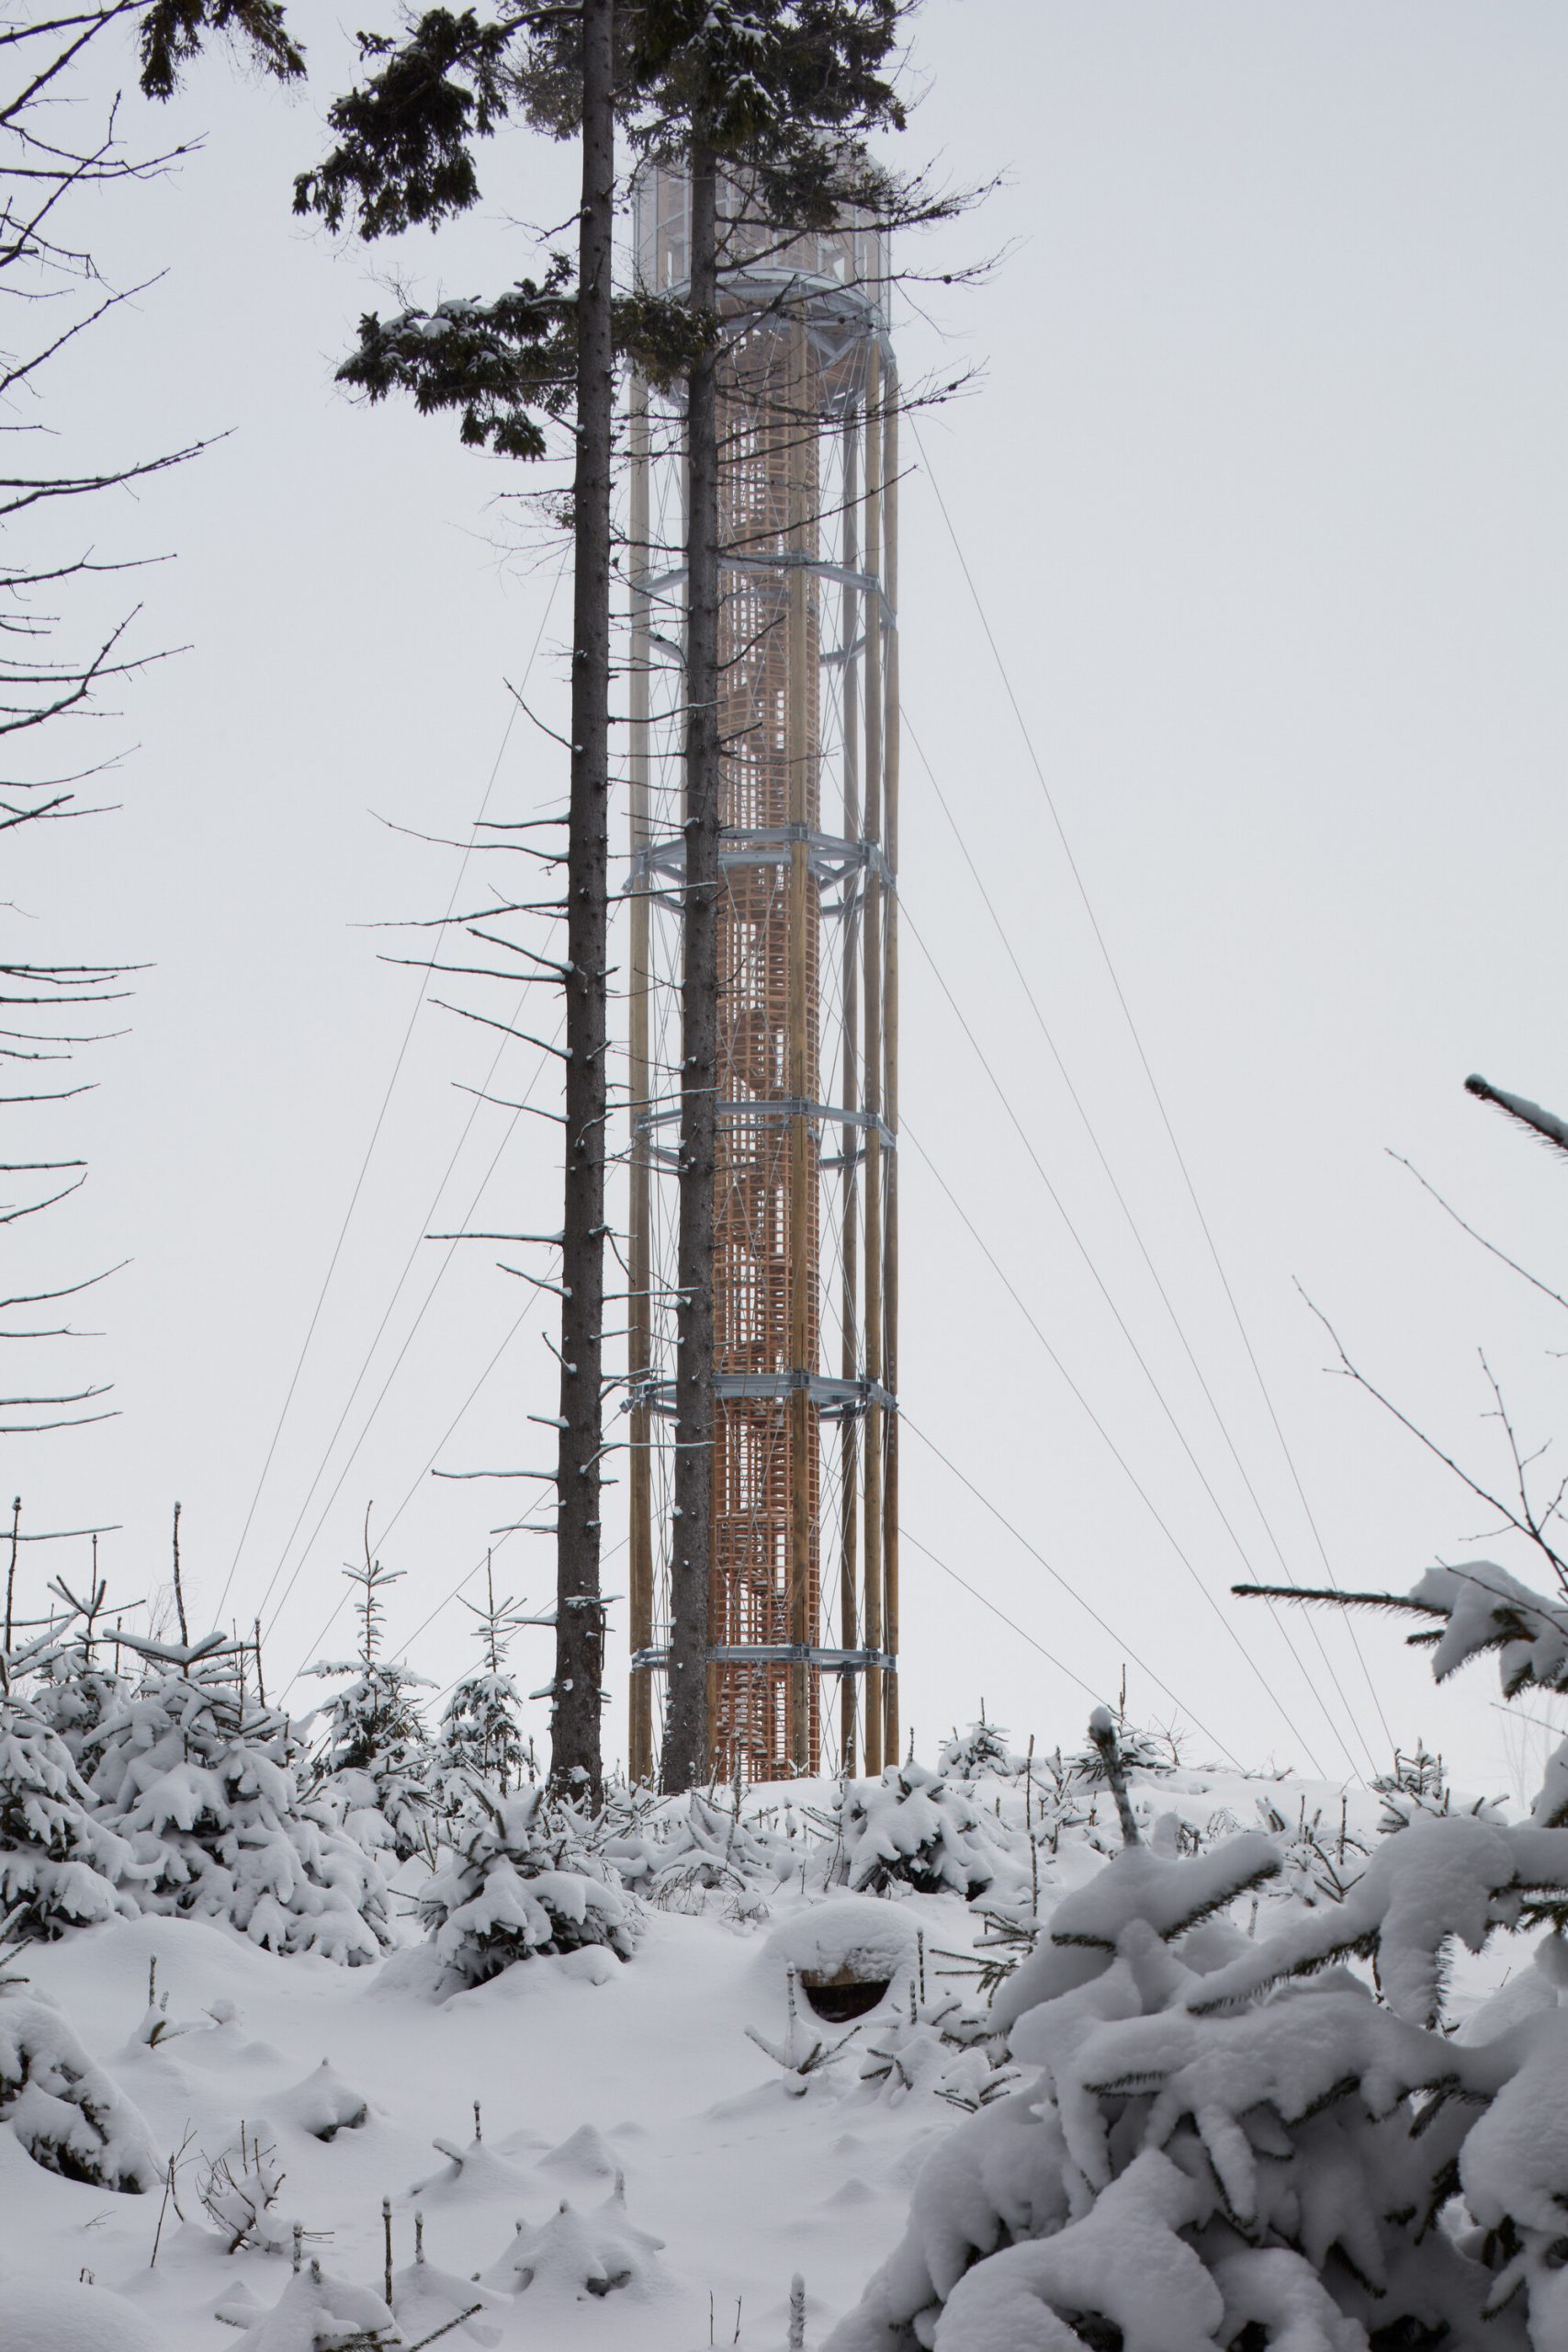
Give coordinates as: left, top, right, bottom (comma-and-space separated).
663, 145, 721, 1797
786, 315, 813, 1775
861, 350, 884, 1778
838, 407, 861, 1779
881, 381, 901, 1770
626, 372, 654, 1787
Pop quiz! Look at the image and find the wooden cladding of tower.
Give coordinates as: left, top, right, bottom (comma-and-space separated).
627, 167, 899, 1784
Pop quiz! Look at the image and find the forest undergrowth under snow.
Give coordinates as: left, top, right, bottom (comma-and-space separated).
13, 1555, 1568, 2350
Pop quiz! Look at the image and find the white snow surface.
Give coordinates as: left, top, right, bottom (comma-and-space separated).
0, 2275, 163, 2351
0, 1754, 1526, 2347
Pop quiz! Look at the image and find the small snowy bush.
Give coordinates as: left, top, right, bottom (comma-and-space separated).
431, 1566, 536, 1820
417, 1786, 637, 1987
1251, 1791, 1369, 1912
0, 1681, 141, 1940
306, 1658, 435, 1864
835, 1762, 1007, 1900
484, 2178, 665, 2303
197, 2121, 290, 2253
229, 2255, 400, 2349
829, 1604, 1568, 2352
390, 2225, 507, 2345
90, 1632, 391, 1963
28, 1637, 127, 1770
434, 1667, 528, 1812
303, 1543, 436, 1862
1070, 1708, 1181, 1782
0, 1983, 157, 2190
936, 1718, 1019, 1782
602, 1786, 784, 1915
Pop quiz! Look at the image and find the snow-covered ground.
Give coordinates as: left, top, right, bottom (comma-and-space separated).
2, 1746, 1474, 2351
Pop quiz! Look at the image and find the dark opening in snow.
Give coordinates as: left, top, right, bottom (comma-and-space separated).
799, 1970, 891, 2023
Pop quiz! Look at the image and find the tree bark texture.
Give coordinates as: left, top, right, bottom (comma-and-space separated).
549, 0, 615, 1803
662, 142, 720, 1794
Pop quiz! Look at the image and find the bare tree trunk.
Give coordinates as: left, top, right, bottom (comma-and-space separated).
662, 142, 719, 1794
548, 0, 615, 1804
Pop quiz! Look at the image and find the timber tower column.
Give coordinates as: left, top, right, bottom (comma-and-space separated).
626, 168, 900, 1784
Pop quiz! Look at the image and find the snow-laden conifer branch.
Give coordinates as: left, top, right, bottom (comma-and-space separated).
1466, 1071, 1568, 1160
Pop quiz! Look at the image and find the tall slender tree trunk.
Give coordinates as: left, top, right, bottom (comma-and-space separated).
662, 141, 719, 1794
549, 0, 615, 1803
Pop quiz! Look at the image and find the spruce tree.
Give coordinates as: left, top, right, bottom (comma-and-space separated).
305, 1545, 434, 1861
0, 1623, 140, 1940
298, 0, 626, 1804
417, 1783, 636, 1987
27, 1571, 130, 1769
434, 1561, 530, 1807
90, 1629, 390, 1962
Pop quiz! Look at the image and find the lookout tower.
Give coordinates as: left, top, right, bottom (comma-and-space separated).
626, 168, 900, 1783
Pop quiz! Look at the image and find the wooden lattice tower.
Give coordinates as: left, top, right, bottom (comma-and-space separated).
627, 168, 899, 1783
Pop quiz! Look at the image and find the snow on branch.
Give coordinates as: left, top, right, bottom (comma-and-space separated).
1467, 1071, 1568, 1161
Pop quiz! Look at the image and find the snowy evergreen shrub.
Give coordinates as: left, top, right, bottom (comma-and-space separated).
1369, 1739, 1507, 1838
434, 1668, 527, 1814
835, 1762, 1009, 1900
1251, 1791, 1369, 1911
305, 1547, 435, 1862
229, 2256, 400, 2349
856, 2008, 1020, 2113
1374, 1738, 1449, 1807
828, 1650, 1568, 2352
0, 1982, 157, 2189
937, 1716, 1019, 1782
89, 1631, 391, 1962
416, 1785, 637, 1987
432, 1566, 535, 1816
28, 1636, 127, 1769
306, 1668, 434, 1864
1070, 1705, 1181, 1784
600, 1786, 783, 1915
0, 1676, 141, 1940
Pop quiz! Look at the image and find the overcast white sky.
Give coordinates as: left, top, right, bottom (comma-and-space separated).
12, 2, 1568, 1802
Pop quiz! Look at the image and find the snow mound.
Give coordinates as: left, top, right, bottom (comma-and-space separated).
276, 2058, 369, 2140
484, 2177, 666, 2304
391, 2248, 508, 2346
761, 1896, 918, 1989
410, 2129, 532, 2200
226, 2257, 399, 2348
1, 2277, 161, 2351
542, 2120, 620, 2178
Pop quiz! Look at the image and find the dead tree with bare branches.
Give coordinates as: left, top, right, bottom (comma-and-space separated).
0, 0, 303, 1439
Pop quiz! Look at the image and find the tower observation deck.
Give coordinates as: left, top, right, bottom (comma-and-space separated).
626, 166, 901, 1785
